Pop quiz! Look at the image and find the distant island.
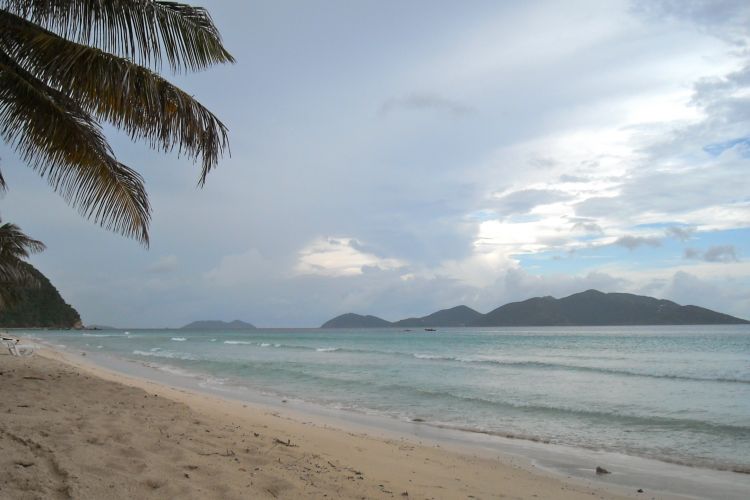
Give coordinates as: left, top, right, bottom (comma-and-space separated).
321, 290, 749, 328
180, 320, 256, 330
0, 262, 82, 329
321, 313, 392, 328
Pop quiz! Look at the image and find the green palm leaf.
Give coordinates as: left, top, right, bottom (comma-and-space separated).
1, 10, 229, 184
0, 0, 232, 244
0, 217, 44, 308
1, 0, 235, 72
0, 49, 151, 244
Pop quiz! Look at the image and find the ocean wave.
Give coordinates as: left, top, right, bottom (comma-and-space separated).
212, 358, 750, 439
81, 333, 121, 337
132, 349, 197, 361
404, 353, 750, 384
163, 337, 749, 385
413, 353, 450, 360
171, 337, 187, 342
378, 384, 750, 437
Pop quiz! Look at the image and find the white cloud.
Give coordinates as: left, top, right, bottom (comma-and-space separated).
7, 1, 750, 327
294, 237, 406, 277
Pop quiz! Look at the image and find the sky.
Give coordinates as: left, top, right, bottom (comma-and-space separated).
2, 0, 750, 327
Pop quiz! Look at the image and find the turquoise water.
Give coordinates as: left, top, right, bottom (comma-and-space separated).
25, 325, 750, 473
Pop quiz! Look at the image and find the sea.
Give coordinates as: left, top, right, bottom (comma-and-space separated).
20, 325, 750, 494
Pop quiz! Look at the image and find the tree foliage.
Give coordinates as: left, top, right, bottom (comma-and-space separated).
0, 217, 45, 308
0, 260, 81, 327
0, 0, 234, 245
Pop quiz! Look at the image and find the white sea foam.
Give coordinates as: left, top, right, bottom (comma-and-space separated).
224, 340, 253, 345
413, 353, 444, 360
260, 343, 271, 347
316, 347, 340, 352
171, 337, 187, 341
143, 362, 195, 378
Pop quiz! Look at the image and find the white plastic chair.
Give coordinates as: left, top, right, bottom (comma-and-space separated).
2, 336, 34, 356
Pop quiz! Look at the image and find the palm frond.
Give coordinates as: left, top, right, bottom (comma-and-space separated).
0, 219, 46, 259
0, 50, 151, 244
0, 11, 229, 183
1, 0, 235, 72
0, 218, 44, 308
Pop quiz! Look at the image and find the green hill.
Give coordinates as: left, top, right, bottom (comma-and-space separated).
393, 305, 483, 327
0, 262, 82, 328
321, 313, 392, 328
474, 289, 748, 326
321, 290, 748, 328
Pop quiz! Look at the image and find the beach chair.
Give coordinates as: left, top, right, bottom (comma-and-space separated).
2, 336, 34, 356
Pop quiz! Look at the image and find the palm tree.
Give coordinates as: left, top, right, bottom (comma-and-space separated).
0, 0, 234, 245
0, 216, 44, 308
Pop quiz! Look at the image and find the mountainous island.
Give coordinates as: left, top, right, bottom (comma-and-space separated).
180, 320, 256, 330
321, 313, 392, 328
321, 290, 749, 328
0, 262, 82, 329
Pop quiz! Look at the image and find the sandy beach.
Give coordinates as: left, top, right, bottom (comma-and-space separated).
0, 347, 641, 500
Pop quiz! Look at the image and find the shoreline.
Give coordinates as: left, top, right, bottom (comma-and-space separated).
18, 341, 750, 499
1, 343, 644, 500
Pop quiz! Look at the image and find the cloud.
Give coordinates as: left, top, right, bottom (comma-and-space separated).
204, 249, 277, 288
683, 248, 702, 259
630, 0, 750, 46
613, 235, 662, 250
380, 92, 473, 117
7, 1, 750, 327
492, 188, 573, 215
665, 225, 696, 241
705, 245, 739, 262
559, 174, 588, 183
147, 255, 178, 274
571, 218, 604, 234
684, 244, 739, 262
660, 270, 750, 318
294, 237, 406, 277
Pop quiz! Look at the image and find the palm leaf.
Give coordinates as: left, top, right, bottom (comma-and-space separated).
1, 0, 235, 72
1, 11, 229, 183
0, 49, 151, 244
0, 218, 44, 308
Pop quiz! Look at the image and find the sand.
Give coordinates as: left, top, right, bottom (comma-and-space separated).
0, 348, 636, 499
